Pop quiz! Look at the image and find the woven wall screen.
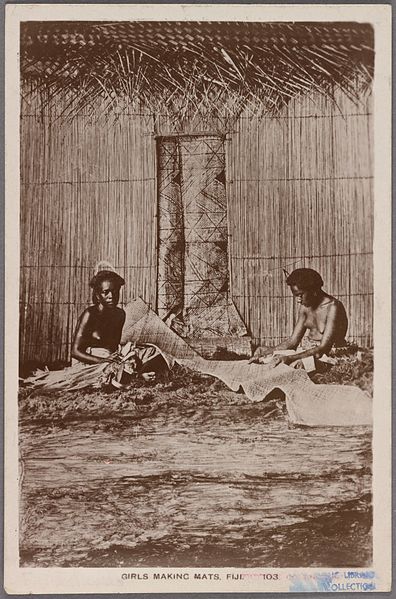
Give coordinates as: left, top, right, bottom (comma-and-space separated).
157, 135, 246, 338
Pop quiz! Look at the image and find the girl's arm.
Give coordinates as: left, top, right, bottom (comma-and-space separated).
71, 311, 109, 365
280, 308, 308, 350
250, 309, 307, 362
274, 303, 340, 366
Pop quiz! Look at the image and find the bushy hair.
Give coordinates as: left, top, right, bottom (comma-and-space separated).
286, 268, 323, 290
89, 270, 125, 290
89, 270, 125, 304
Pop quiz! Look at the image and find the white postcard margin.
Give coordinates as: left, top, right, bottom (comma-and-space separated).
4, 3, 392, 594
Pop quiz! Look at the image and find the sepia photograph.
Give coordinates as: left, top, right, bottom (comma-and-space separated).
4, 4, 392, 594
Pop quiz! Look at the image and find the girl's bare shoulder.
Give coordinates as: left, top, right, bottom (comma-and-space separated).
75, 306, 96, 331
80, 306, 96, 320
328, 296, 346, 309
320, 295, 341, 308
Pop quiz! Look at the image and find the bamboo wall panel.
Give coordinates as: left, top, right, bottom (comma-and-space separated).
20, 90, 156, 363
227, 88, 373, 346
20, 83, 374, 363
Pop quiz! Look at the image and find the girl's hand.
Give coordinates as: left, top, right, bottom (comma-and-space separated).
271, 355, 292, 367
248, 356, 261, 364
107, 355, 122, 364
249, 347, 274, 364
252, 346, 273, 359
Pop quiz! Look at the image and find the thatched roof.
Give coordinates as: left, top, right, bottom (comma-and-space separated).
21, 21, 374, 118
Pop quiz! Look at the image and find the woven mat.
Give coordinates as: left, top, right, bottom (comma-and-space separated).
122, 299, 372, 427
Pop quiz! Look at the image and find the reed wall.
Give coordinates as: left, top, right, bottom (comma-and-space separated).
20, 84, 373, 364
20, 91, 157, 363
227, 88, 373, 346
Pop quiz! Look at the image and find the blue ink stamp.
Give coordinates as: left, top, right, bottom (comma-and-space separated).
288, 571, 377, 592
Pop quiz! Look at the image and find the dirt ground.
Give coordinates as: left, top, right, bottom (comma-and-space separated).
19, 350, 373, 568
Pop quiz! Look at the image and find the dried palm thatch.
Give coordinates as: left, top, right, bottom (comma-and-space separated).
21, 21, 374, 121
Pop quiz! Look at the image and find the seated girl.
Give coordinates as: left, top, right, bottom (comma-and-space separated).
24, 266, 170, 391
72, 268, 169, 384
250, 268, 348, 369
71, 269, 126, 365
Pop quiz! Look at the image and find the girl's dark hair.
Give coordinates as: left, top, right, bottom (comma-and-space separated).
286, 268, 323, 290
89, 270, 125, 290
89, 270, 125, 304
